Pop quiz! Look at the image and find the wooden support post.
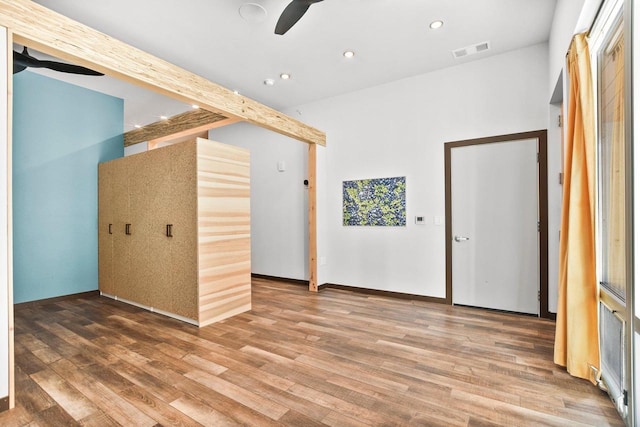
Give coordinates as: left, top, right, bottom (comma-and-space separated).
5, 27, 14, 410
308, 143, 317, 292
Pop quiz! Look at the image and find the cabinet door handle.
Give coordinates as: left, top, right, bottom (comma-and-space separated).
108, 224, 113, 234
166, 224, 173, 238
125, 223, 131, 235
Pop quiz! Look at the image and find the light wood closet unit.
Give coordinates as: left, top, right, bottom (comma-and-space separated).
98, 138, 251, 327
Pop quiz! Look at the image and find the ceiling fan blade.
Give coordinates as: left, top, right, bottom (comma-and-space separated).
275, 0, 323, 35
13, 63, 27, 74
13, 46, 103, 76
13, 49, 41, 69
39, 60, 104, 76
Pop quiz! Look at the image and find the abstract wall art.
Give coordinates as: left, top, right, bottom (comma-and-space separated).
343, 176, 406, 226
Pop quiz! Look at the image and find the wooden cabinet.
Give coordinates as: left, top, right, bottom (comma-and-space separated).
97, 161, 115, 295
98, 138, 251, 326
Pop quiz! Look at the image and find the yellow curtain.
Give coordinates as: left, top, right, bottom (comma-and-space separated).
554, 33, 599, 382
607, 39, 625, 294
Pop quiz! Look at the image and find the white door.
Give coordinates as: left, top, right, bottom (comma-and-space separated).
451, 138, 539, 314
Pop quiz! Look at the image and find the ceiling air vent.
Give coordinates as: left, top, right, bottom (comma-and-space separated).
452, 48, 468, 58
452, 41, 491, 59
476, 42, 489, 52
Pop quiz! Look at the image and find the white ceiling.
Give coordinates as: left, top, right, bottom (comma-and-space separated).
28, 0, 558, 131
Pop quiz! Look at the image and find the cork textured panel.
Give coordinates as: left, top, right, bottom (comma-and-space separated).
111, 158, 131, 300
98, 139, 249, 325
126, 154, 155, 306
195, 138, 251, 326
97, 163, 114, 295
167, 141, 198, 320
143, 144, 177, 317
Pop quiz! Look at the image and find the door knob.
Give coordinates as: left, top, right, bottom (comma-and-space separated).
454, 235, 469, 242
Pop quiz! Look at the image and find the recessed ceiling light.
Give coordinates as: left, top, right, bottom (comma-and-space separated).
430, 20, 444, 30
134, 124, 142, 129
280, 73, 291, 80
264, 78, 275, 86
233, 90, 240, 95
160, 115, 168, 120
343, 50, 355, 58
192, 104, 199, 109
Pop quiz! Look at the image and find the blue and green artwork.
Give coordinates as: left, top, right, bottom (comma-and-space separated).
343, 177, 406, 226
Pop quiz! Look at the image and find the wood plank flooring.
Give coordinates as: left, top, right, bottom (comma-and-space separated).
2, 277, 624, 426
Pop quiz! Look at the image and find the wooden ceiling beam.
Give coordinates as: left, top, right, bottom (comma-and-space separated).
0, 0, 326, 146
147, 130, 209, 151
147, 120, 238, 149
123, 109, 237, 147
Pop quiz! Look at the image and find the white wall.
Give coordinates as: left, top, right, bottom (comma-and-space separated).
548, 0, 602, 97
548, 103, 563, 313
210, 124, 309, 280
548, 0, 586, 97
215, 43, 550, 299
124, 141, 148, 156
0, 26, 10, 401
309, 43, 549, 296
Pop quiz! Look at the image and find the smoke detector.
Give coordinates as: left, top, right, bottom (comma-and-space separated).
239, 3, 267, 24
452, 41, 490, 59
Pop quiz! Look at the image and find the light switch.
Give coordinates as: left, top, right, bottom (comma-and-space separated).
434, 216, 444, 226
277, 160, 286, 172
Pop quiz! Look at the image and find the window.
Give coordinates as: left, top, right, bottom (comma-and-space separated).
597, 15, 625, 301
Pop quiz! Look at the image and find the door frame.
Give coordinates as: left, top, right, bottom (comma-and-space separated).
444, 130, 551, 318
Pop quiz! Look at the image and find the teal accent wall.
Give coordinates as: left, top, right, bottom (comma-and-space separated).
13, 71, 123, 303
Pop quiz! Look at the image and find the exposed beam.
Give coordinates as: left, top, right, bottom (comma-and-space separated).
0, 0, 326, 146
124, 109, 235, 147
149, 130, 209, 151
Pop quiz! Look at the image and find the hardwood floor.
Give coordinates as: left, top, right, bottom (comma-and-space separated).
2, 277, 623, 426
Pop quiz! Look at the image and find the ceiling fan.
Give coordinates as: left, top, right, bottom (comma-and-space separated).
13, 47, 104, 76
275, 0, 324, 35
